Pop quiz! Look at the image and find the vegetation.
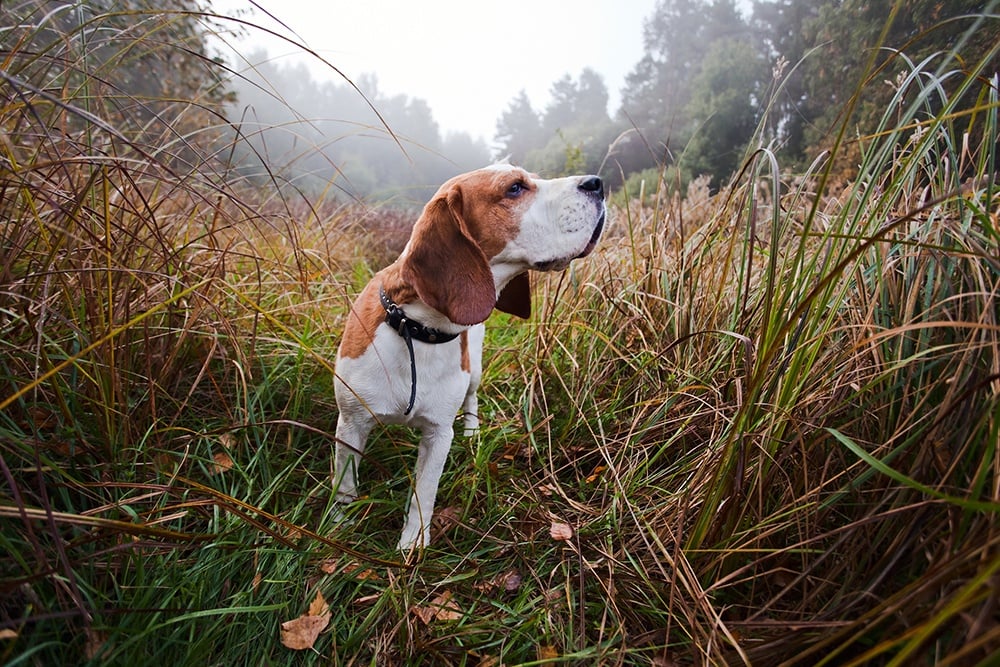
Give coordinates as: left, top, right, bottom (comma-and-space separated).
2, 1, 999, 666
227, 56, 491, 204
497, 0, 1000, 188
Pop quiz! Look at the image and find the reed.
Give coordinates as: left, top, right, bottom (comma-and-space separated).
1, 2, 997, 665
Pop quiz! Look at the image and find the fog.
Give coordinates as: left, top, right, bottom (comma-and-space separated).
218, 0, 995, 201
226, 53, 491, 205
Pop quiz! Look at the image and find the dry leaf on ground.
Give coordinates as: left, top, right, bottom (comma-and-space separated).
321, 559, 380, 580
211, 451, 233, 474
475, 568, 523, 596
411, 590, 462, 625
430, 506, 462, 540
537, 644, 560, 663
550, 521, 573, 541
84, 629, 107, 661
280, 590, 331, 650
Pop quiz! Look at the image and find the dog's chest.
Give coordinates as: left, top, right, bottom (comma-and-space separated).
336, 323, 475, 423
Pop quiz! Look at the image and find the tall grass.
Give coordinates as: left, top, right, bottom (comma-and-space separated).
2, 2, 999, 666
0, 3, 357, 663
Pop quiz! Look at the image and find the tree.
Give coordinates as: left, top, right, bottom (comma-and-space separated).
2, 0, 235, 165
494, 90, 542, 164
797, 0, 1000, 177
538, 68, 611, 134
542, 74, 581, 135
533, 70, 615, 174
442, 131, 491, 171
495, 71, 616, 175
617, 0, 751, 177
750, 0, 829, 163
683, 39, 769, 182
576, 68, 612, 125
228, 59, 489, 202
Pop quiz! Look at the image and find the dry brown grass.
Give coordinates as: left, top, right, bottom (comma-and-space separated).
2, 2, 999, 665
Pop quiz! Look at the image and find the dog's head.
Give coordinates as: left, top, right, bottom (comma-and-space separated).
400, 164, 606, 326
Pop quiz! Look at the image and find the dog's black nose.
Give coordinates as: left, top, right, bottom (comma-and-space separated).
578, 176, 604, 198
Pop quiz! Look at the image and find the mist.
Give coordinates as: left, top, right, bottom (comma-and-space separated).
225, 53, 491, 205
222, 0, 999, 201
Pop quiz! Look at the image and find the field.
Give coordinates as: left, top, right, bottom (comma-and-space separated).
2, 5, 999, 666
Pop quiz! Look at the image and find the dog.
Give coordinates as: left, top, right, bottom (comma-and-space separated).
332, 163, 606, 552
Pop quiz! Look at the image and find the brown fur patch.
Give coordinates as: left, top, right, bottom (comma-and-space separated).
450, 168, 533, 259
337, 281, 383, 359
460, 331, 469, 372
338, 266, 418, 359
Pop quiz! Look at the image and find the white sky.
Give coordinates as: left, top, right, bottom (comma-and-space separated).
212, 0, 658, 142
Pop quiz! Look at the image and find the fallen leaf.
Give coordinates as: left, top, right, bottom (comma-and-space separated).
211, 451, 233, 474
84, 629, 107, 660
322, 560, 380, 581
280, 590, 331, 651
252, 571, 262, 591
500, 569, 523, 592
411, 604, 435, 625
218, 432, 237, 449
537, 645, 560, 664
153, 452, 175, 472
585, 465, 607, 484
27, 406, 57, 430
280, 615, 328, 651
432, 591, 462, 621
411, 590, 463, 625
542, 588, 562, 603
550, 521, 573, 541
307, 590, 329, 617
431, 506, 462, 539
475, 569, 523, 596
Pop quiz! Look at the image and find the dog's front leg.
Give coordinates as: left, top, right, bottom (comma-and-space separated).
461, 386, 479, 437
333, 413, 373, 506
398, 423, 454, 552
462, 325, 484, 437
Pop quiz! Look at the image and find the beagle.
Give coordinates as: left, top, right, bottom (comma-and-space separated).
332, 163, 606, 552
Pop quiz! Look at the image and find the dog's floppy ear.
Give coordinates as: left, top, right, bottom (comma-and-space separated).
495, 272, 531, 319
401, 185, 497, 325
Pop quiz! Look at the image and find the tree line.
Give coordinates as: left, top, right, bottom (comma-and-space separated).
226, 56, 491, 205
496, 0, 998, 190
5, 0, 993, 204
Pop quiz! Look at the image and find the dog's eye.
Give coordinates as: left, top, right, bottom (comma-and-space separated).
506, 181, 526, 197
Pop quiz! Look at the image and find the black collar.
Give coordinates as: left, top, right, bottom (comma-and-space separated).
378, 286, 461, 415
378, 287, 461, 345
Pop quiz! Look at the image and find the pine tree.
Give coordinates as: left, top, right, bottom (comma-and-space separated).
494, 90, 542, 164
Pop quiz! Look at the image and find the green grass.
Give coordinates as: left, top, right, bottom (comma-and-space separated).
2, 3, 1000, 666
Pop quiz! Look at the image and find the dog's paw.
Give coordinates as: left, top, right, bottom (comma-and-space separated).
461, 415, 480, 438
